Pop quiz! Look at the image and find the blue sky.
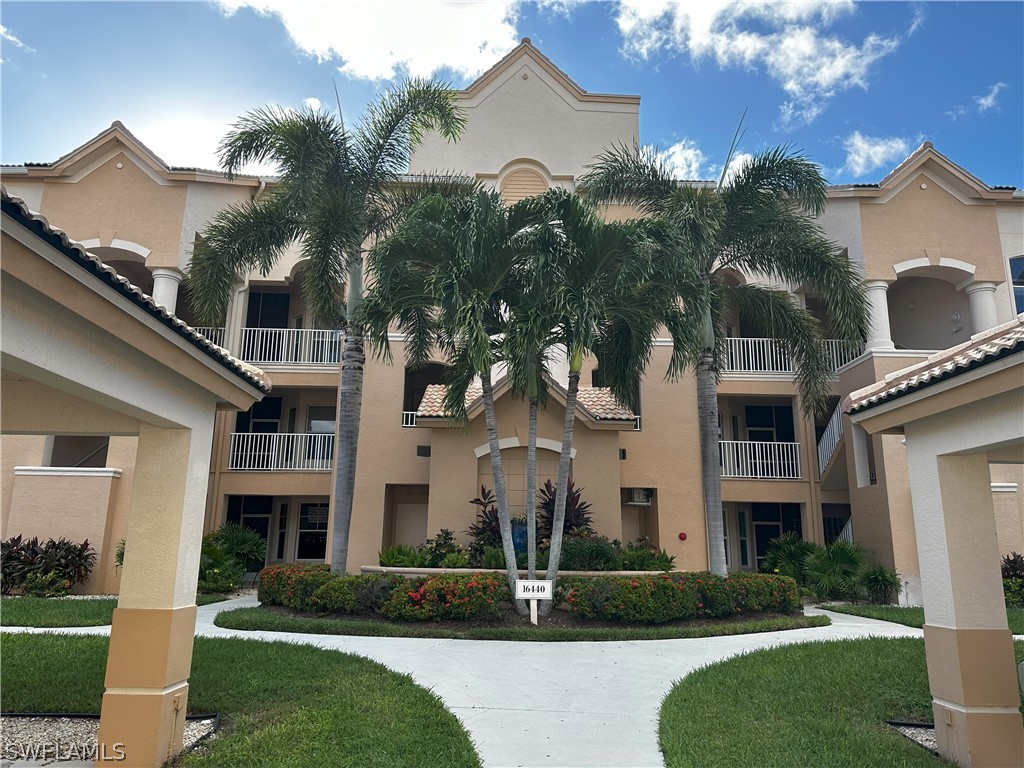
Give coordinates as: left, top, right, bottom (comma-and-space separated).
2, 1, 1021, 186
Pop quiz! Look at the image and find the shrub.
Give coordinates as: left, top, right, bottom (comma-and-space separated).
1004, 578, 1024, 607
763, 532, 819, 588
482, 547, 505, 569
379, 544, 429, 567
858, 564, 902, 604
441, 552, 471, 568
559, 534, 621, 572
804, 540, 868, 600
22, 570, 72, 598
257, 563, 330, 605
516, 549, 550, 571
114, 538, 126, 568
309, 574, 406, 614
1002, 552, 1024, 580
619, 538, 675, 572
537, 479, 594, 542
207, 523, 267, 573
466, 487, 502, 565
1, 536, 96, 595
380, 573, 510, 621
422, 529, 465, 568
198, 539, 244, 594
561, 572, 798, 624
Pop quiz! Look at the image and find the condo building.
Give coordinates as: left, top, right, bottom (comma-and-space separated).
2, 40, 1022, 604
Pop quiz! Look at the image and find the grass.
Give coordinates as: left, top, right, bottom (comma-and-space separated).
825, 604, 1024, 634
0, 593, 232, 627
215, 606, 829, 641
1, 633, 480, 768
660, 637, 1024, 767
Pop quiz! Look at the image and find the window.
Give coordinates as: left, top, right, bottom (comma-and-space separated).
737, 509, 749, 568
744, 404, 795, 442
225, 496, 271, 569
296, 502, 329, 560
49, 436, 109, 468
1010, 256, 1024, 314
722, 509, 729, 568
307, 406, 336, 434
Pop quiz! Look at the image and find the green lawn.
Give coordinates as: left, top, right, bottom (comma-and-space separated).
215, 606, 829, 641
660, 638, 1024, 767
0, 594, 231, 627
825, 604, 1024, 634
1, 633, 480, 768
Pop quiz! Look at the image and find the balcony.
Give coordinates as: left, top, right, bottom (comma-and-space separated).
240, 328, 339, 365
723, 338, 861, 374
193, 326, 226, 347
228, 432, 334, 471
720, 440, 802, 479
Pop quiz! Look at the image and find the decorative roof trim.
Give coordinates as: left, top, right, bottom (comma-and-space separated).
1, 186, 271, 394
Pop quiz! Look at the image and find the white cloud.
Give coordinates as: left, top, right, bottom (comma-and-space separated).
128, 114, 280, 177
303, 96, 322, 111
216, 0, 520, 81
1, 25, 35, 53
945, 105, 967, 121
615, 1, 903, 129
660, 139, 707, 179
975, 82, 1007, 113
718, 151, 753, 186
842, 131, 909, 178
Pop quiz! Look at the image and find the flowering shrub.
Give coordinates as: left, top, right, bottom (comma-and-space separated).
309, 574, 406, 614
257, 563, 330, 606
22, 570, 72, 598
562, 572, 799, 624
727, 572, 799, 614
380, 573, 510, 621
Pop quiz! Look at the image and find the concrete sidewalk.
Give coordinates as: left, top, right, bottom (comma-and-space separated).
6, 598, 925, 768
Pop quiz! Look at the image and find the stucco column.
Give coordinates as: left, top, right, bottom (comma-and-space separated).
223, 279, 248, 355
97, 421, 212, 766
150, 268, 183, 315
864, 280, 894, 350
964, 282, 999, 335
913, 452, 1024, 767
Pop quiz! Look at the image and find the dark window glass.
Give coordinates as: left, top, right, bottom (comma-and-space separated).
751, 503, 782, 523
252, 397, 282, 420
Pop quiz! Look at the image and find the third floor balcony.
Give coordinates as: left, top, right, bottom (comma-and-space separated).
723, 338, 860, 375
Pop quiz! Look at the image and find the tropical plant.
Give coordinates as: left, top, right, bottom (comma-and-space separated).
465, 487, 503, 566
114, 538, 126, 568
619, 537, 676, 572
422, 529, 465, 568
579, 142, 870, 576
197, 537, 244, 594
536, 478, 594, 543
378, 544, 430, 568
207, 522, 267, 573
560, 534, 622, 572
363, 189, 558, 612
188, 80, 467, 575
1002, 552, 1024, 579
804, 540, 869, 601
1, 536, 97, 595
763, 531, 819, 588
858, 563, 901, 605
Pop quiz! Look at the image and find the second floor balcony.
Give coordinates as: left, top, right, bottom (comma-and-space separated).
228, 432, 334, 471
720, 440, 802, 479
724, 338, 861, 375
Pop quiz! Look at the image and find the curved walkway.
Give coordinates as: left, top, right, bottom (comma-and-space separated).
6, 597, 925, 768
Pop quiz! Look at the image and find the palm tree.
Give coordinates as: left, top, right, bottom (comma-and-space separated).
579, 144, 870, 576
533, 191, 693, 612
362, 189, 554, 608
188, 81, 466, 574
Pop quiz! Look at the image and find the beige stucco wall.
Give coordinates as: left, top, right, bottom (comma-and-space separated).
887, 278, 974, 351
37, 153, 188, 269
992, 464, 1024, 556
409, 52, 638, 181
860, 172, 1006, 283
1, 435, 47, 537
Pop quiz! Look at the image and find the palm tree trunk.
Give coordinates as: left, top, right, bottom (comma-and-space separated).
330, 254, 364, 575
698, 351, 728, 577
330, 323, 364, 574
526, 397, 538, 579
541, 368, 580, 615
480, 369, 527, 615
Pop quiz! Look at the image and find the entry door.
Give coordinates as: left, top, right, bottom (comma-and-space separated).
394, 504, 428, 547
753, 521, 782, 571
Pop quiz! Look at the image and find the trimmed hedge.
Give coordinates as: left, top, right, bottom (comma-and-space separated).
256, 564, 799, 625
563, 572, 799, 624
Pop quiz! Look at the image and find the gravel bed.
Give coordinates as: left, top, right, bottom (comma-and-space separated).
891, 723, 938, 755
0, 715, 215, 763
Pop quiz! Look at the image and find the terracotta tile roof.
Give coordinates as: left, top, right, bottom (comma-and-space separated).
416, 382, 635, 421
1, 186, 272, 394
575, 387, 636, 420
847, 317, 1024, 415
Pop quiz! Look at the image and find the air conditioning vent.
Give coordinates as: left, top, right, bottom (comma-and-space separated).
626, 488, 653, 506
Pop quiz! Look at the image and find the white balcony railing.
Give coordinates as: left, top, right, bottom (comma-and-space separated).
239, 328, 339, 365
402, 411, 418, 428
720, 440, 802, 479
723, 338, 862, 374
193, 327, 226, 347
817, 402, 845, 476
228, 432, 334, 471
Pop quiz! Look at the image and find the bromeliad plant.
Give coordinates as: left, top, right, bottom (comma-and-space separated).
537, 478, 593, 543
1, 536, 97, 595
